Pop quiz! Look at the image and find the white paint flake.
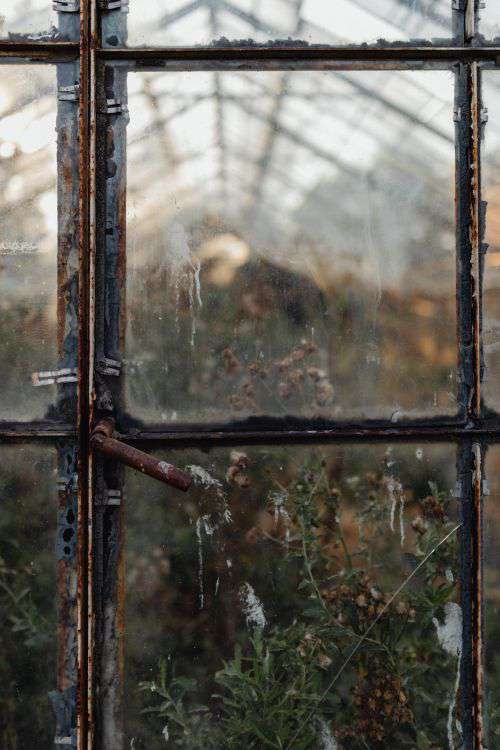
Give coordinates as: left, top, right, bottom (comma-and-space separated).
399, 493, 406, 548
433, 602, 462, 657
318, 720, 337, 750
387, 477, 405, 545
186, 465, 223, 490
433, 602, 463, 750
239, 583, 266, 629
196, 517, 205, 610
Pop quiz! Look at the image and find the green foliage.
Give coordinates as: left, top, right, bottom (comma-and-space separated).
138, 450, 461, 749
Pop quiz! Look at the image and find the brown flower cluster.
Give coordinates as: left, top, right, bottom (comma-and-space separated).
297, 631, 332, 670
225, 451, 250, 488
222, 340, 335, 412
323, 574, 414, 626
420, 493, 446, 524
349, 667, 414, 745
323, 574, 385, 624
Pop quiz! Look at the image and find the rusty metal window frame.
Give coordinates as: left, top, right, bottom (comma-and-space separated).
0, 1, 498, 747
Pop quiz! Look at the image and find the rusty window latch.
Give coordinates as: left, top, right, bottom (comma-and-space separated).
91, 419, 192, 492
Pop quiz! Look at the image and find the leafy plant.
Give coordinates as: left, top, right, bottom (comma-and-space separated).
138, 449, 461, 749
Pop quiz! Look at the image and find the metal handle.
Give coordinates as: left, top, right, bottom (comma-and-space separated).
91, 419, 192, 492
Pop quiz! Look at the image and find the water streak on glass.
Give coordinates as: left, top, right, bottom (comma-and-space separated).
121, 0, 452, 48
126, 69, 456, 424
124, 443, 460, 749
481, 73, 500, 413
0, 446, 57, 748
0, 66, 59, 420
0, 2, 56, 39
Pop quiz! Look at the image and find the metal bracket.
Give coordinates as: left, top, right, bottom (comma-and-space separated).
101, 98, 129, 115
57, 474, 78, 492
58, 85, 80, 102
95, 488, 123, 507
454, 106, 462, 123
481, 107, 489, 125
32, 368, 78, 386
54, 738, 74, 746
99, 0, 129, 11
53, 0, 79, 11
453, 481, 463, 499
97, 357, 122, 376
482, 479, 490, 496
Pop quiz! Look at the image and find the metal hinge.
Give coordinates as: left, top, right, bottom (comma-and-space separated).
481, 107, 489, 124
58, 84, 80, 102
96, 488, 123, 506
97, 357, 122, 376
32, 368, 78, 386
57, 474, 78, 492
453, 481, 463, 499
482, 479, 490, 496
52, 0, 79, 11
101, 98, 129, 115
99, 0, 129, 11
54, 738, 74, 747
454, 106, 462, 123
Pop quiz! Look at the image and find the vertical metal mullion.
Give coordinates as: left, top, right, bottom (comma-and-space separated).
93, 5, 129, 748
50, 0, 82, 745
52, 46, 81, 748
458, 439, 485, 749
469, 56, 485, 749
78, 0, 95, 748
455, 43, 485, 747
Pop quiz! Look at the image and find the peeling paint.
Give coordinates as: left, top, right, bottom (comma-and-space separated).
433, 602, 463, 750
239, 582, 266, 629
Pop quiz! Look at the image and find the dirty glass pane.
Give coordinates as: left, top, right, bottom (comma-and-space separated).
0, 66, 61, 421
0, 2, 56, 39
121, 0, 452, 48
482, 73, 500, 413
0, 446, 58, 748
124, 443, 460, 749
126, 69, 456, 424
480, 6, 500, 40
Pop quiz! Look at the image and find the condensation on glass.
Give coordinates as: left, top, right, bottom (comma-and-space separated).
0, 2, 56, 39
125, 69, 456, 424
0, 66, 59, 421
123, 443, 460, 749
485, 446, 500, 747
119, 0, 452, 48
481, 71, 500, 413
0, 446, 58, 748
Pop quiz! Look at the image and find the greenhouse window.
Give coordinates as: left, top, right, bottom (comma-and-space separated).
0, 1, 498, 748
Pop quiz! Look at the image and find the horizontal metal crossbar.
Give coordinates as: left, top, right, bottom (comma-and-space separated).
1, 42, 500, 65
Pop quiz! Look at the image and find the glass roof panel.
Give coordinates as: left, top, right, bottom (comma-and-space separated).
123, 0, 453, 48
479, 5, 500, 40
0, 1, 56, 40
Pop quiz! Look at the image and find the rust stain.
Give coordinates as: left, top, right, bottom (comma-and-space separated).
470, 62, 482, 422
91, 419, 192, 490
